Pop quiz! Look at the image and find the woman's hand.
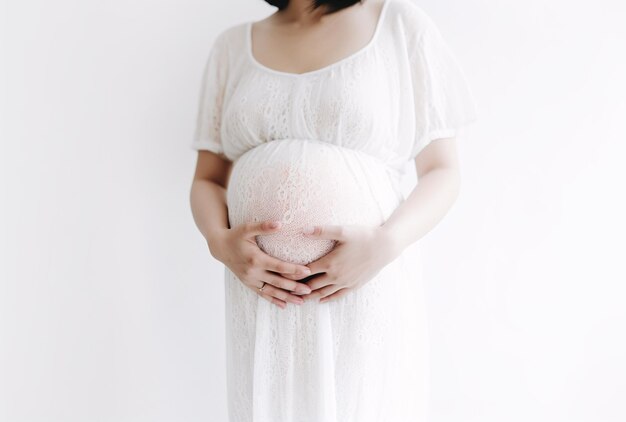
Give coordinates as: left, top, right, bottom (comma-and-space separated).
208, 220, 313, 309
287, 224, 403, 303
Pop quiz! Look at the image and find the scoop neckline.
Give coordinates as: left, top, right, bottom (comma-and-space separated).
246, 0, 391, 78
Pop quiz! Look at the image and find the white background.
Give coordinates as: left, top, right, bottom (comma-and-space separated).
1, 0, 625, 421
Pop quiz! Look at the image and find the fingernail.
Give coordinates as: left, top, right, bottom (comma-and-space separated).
298, 267, 311, 275
270, 221, 281, 229
302, 226, 315, 235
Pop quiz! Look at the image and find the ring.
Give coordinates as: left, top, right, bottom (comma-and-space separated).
258, 282, 267, 292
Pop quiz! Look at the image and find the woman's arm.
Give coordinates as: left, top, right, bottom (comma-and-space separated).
189, 151, 232, 253
380, 136, 461, 255
291, 136, 462, 303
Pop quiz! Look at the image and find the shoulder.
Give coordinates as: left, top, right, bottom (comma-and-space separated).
199, 21, 249, 77
208, 21, 248, 57
386, 0, 438, 41
216, 22, 248, 43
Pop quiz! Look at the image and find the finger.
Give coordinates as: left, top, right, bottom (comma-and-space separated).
262, 255, 312, 277
319, 288, 352, 303
305, 251, 336, 276
260, 282, 306, 305
303, 283, 341, 302
242, 220, 283, 237
302, 273, 335, 292
247, 280, 286, 309
263, 271, 312, 295
278, 272, 311, 281
302, 224, 348, 241
258, 291, 287, 309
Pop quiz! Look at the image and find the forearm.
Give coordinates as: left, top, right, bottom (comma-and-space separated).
380, 166, 461, 255
189, 178, 229, 253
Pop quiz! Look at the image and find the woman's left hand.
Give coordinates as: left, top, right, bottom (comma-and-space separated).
288, 224, 402, 303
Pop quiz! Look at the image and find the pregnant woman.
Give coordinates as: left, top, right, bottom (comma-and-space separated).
189, 0, 477, 420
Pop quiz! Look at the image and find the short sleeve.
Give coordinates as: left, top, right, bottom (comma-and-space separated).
408, 15, 478, 159
190, 33, 229, 154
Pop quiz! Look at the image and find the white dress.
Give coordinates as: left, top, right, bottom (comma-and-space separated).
190, 0, 478, 421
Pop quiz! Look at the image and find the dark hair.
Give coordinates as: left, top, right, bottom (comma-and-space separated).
264, 0, 364, 15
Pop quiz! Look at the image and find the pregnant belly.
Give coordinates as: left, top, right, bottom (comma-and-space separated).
226, 139, 391, 266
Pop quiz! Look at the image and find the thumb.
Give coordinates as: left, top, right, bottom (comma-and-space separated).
302, 224, 348, 241
243, 220, 283, 237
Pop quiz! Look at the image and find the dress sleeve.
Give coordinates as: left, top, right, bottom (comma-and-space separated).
190, 33, 229, 154
407, 15, 478, 160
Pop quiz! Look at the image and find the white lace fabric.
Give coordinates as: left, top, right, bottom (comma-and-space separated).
190, 0, 477, 420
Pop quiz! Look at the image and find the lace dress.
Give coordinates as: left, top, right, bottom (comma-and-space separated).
190, 0, 478, 421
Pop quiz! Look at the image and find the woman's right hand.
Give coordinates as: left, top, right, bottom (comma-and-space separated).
208, 220, 313, 309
